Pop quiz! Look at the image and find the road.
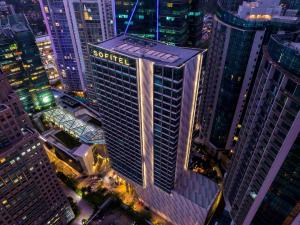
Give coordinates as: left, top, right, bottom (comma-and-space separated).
61, 184, 94, 225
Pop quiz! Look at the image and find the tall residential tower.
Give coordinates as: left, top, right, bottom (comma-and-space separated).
224, 31, 300, 225
86, 35, 219, 225
39, 0, 115, 92
197, 0, 299, 152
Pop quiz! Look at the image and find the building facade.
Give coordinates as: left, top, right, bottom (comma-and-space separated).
36, 35, 60, 85
0, 73, 74, 225
115, 0, 204, 47
0, 14, 55, 113
0, 1, 14, 19
39, 0, 115, 92
224, 32, 300, 225
197, 0, 300, 152
86, 35, 219, 225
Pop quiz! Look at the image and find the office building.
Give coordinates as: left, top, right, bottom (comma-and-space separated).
224, 32, 300, 225
86, 35, 219, 225
115, 0, 204, 47
0, 14, 55, 113
0, 73, 74, 225
35, 35, 60, 85
197, 0, 299, 152
39, 0, 116, 92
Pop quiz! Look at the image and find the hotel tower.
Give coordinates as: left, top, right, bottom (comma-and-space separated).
86, 35, 219, 225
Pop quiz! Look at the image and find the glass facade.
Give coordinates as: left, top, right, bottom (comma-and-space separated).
251, 134, 300, 225
115, 0, 203, 47
41, 0, 83, 92
209, 28, 255, 148
0, 15, 54, 113
224, 32, 300, 225
153, 65, 183, 193
268, 32, 300, 77
88, 47, 143, 185
73, 2, 104, 87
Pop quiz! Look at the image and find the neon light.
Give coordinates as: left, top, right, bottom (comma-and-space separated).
156, 0, 159, 41
124, 0, 139, 35
92, 50, 130, 66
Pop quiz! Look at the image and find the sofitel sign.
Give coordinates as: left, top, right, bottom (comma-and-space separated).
92, 50, 130, 66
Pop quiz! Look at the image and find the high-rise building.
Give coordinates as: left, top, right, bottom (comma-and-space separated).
86, 35, 219, 225
0, 14, 55, 113
35, 35, 60, 85
224, 32, 300, 225
39, 0, 116, 92
0, 1, 14, 19
115, 0, 204, 47
197, 0, 299, 152
0, 73, 74, 225
281, 0, 300, 11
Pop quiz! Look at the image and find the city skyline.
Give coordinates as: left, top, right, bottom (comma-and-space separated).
0, 0, 299, 225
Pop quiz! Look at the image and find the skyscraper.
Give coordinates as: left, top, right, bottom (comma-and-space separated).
35, 35, 60, 85
197, 0, 299, 152
224, 32, 300, 225
39, 0, 116, 92
86, 35, 219, 225
115, 0, 204, 47
0, 73, 74, 225
0, 14, 55, 113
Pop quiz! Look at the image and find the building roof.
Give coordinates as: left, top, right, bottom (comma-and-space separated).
43, 106, 105, 145
92, 35, 201, 67
73, 144, 90, 158
175, 170, 219, 208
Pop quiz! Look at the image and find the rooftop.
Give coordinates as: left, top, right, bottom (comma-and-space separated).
43, 106, 105, 145
175, 170, 219, 208
93, 35, 201, 67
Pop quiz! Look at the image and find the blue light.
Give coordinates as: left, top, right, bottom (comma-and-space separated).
156, 0, 159, 41
124, 0, 139, 35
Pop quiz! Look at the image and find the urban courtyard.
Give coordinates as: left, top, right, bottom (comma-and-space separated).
55, 156, 169, 225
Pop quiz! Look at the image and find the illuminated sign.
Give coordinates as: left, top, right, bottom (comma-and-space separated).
92, 50, 130, 66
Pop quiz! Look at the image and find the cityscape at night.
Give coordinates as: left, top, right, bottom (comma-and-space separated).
0, 0, 299, 225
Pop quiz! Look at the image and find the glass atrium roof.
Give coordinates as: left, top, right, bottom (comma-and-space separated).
43, 107, 105, 145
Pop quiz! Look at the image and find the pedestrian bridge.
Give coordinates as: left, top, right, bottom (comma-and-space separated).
43, 107, 105, 145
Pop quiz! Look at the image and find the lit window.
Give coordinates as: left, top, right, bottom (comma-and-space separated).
167, 2, 173, 7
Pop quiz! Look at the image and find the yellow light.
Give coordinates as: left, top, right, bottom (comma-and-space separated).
0, 158, 5, 163
233, 136, 239, 141
184, 54, 203, 170
44, 6, 49, 13
167, 3, 173, 7
92, 50, 130, 66
138, 59, 147, 188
